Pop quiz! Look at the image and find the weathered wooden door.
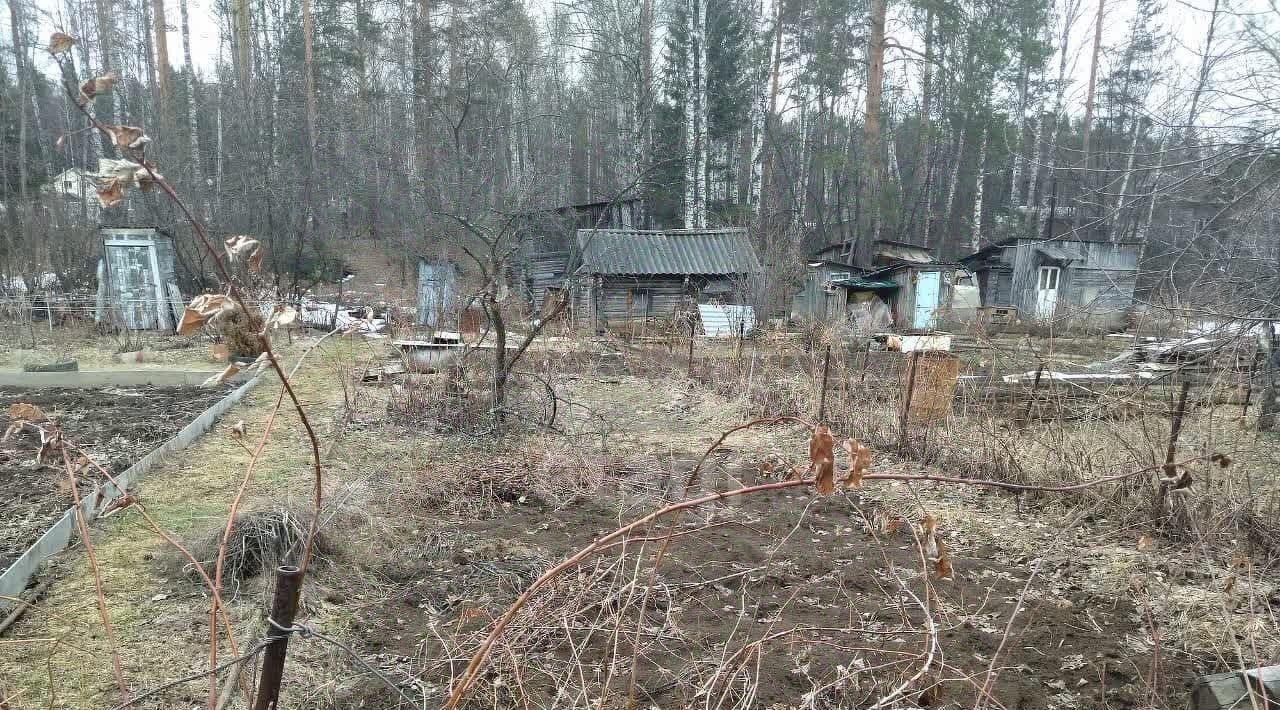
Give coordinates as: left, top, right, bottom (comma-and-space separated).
105, 245, 160, 329
912, 271, 941, 329
1035, 266, 1060, 320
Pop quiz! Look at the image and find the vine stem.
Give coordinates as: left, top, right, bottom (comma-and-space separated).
50, 50, 327, 709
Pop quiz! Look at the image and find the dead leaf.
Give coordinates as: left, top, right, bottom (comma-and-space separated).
50, 32, 77, 54
1222, 574, 1237, 596
224, 236, 264, 271
99, 494, 136, 518
134, 167, 163, 192
840, 438, 871, 488
96, 178, 127, 208
8, 403, 46, 422
103, 124, 149, 152
201, 363, 241, 388
36, 427, 61, 463
177, 294, 238, 335
919, 514, 952, 580
229, 420, 247, 439
1136, 534, 1154, 551
269, 305, 297, 329
1210, 452, 1232, 468
55, 134, 68, 152
79, 72, 119, 102
934, 538, 954, 580
809, 426, 835, 495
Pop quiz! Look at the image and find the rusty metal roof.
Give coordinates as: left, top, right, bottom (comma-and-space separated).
576, 228, 763, 276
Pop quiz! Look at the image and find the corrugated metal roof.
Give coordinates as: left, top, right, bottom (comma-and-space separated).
577, 228, 762, 275
1035, 245, 1077, 262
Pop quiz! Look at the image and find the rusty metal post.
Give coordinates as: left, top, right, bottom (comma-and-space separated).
253, 565, 304, 710
898, 351, 921, 452
817, 344, 832, 422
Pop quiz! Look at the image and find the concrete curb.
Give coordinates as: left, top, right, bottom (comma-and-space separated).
0, 373, 264, 609
0, 370, 245, 388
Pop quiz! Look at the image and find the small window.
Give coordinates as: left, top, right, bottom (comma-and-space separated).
829, 272, 850, 281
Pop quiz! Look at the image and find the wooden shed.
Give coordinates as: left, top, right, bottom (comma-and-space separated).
960, 237, 1140, 328
94, 227, 184, 330
872, 262, 975, 331
572, 228, 762, 333
517, 199, 642, 311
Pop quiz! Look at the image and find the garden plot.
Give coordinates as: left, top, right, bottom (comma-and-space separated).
0, 385, 230, 573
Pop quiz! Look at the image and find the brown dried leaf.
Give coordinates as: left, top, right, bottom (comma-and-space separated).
1136, 534, 1154, 551
840, 438, 871, 488
1222, 574, 1237, 596
104, 124, 150, 152
96, 177, 126, 208
55, 134, 68, 152
809, 426, 836, 495
201, 363, 241, 388
49, 32, 76, 54
177, 294, 238, 335
229, 420, 247, 439
134, 167, 163, 192
268, 305, 297, 329
79, 72, 119, 102
934, 542, 954, 580
8, 403, 47, 422
36, 427, 61, 463
224, 236, 264, 271
99, 494, 136, 518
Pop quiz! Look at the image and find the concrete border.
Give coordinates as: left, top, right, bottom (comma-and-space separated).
0, 373, 264, 608
0, 370, 249, 388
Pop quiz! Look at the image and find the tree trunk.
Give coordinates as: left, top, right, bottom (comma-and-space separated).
756, 0, 784, 224
1077, 0, 1105, 229
414, 0, 434, 181
233, 0, 252, 96
857, 0, 888, 260
9, 0, 29, 219
179, 0, 203, 198
970, 125, 988, 251
153, 0, 171, 125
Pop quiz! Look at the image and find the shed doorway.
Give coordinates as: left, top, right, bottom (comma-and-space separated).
1035, 266, 1060, 320
912, 271, 941, 329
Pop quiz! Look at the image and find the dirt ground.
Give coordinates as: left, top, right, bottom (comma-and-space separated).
0, 386, 230, 572
0, 335, 1276, 709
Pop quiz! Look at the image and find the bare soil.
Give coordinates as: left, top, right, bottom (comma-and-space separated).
0, 386, 229, 573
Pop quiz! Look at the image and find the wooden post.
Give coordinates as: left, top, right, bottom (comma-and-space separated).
1163, 380, 1192, 477
898, 351, 921, 452
858, 339, 873, 385
1153, 380, 1192, 525
1021, 361, 1046, 423
253, 565, 304, 710
331, 273, 345, 330
816, 344, 832, 422
687, 314, 696, 377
